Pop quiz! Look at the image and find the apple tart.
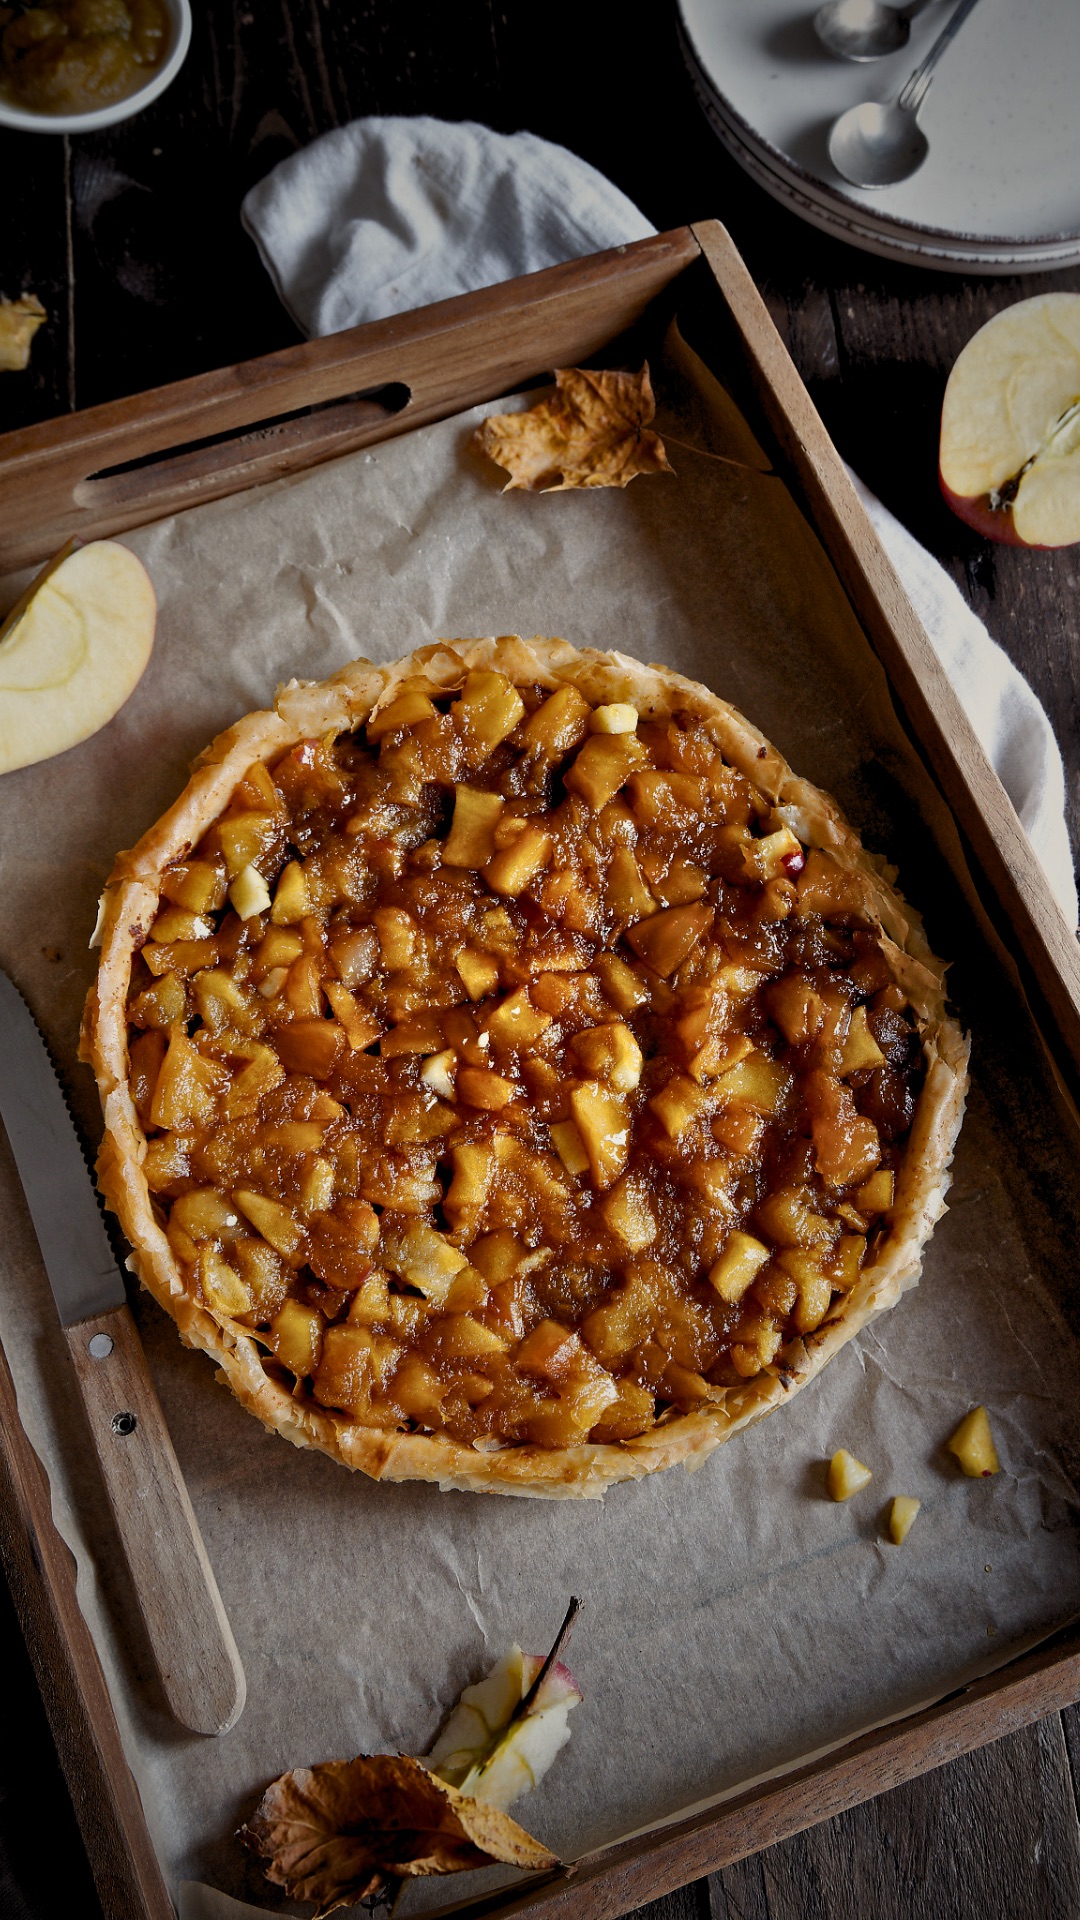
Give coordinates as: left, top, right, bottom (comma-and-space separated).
83, 638, 969, 1498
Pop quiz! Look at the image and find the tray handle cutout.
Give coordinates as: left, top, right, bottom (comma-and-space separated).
73, 383, 412, 516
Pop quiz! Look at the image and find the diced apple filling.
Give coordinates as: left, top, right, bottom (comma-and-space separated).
379, 1219, 469, 1306
483, 988, 552, 1050
564, 732, 648, 809
271, 1299, 324, 1378
444, 786, 505, 867
487, 825, 552, 896
270, 860, 310, 925
199, 1247, 252, 1318
570, 1021, 642, 1092
604, 845, 657, 922
594, 951, 649, 1015
601, 1174, 658, 1252
456, 946, 501, 1000
520, 684, 591, 760
129, 665, 928, 1447
366, 690, 437, 741
161, 858, 227, 915
569, 1081, 630, 1188
150, 1029, 225, 1131
627, 902, 711, 978
456, 671, 526, 761
709, 1230, 770, 1303
229, 863, 272, 921
590, 703, 638, 734
234, 1189, 305, 1259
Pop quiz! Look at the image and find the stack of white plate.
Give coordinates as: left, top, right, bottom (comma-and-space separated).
678, 0, 1080, 272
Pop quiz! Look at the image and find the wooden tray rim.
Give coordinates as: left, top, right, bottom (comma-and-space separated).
2, 222, 1078, 1920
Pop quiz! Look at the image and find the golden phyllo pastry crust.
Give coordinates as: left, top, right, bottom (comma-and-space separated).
82, 639, 969, 1498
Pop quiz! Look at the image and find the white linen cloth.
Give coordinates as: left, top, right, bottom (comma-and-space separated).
241, 117, 654, 339
242, 116, 1077, 926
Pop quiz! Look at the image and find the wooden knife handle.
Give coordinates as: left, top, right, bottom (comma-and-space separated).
64, 1304, 246, 1736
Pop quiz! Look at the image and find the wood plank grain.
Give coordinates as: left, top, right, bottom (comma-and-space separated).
627, 1887, 709, 1920
0, 227, 699, 568
0, 1563, 105, 1918
705, 1715, 1080, 1920
0, 131, 70, 431
0, 1332, 173, 1920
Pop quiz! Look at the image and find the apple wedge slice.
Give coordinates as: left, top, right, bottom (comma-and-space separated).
425, 1642, 583, 1813
939, 293, 1080, 548
0, 539, 156, 775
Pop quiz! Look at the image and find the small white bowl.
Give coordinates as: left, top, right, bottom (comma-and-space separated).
0, 0, 191, 134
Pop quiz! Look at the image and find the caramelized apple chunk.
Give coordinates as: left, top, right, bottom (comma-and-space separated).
120, 655, 935, 1459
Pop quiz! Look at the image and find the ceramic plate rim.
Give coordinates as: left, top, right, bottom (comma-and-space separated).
677, 2, 1080, 253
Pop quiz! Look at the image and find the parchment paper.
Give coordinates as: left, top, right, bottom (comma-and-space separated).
2, 319, 1079, 1920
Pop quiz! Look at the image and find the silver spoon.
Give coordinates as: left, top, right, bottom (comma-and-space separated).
814, 0, 937, 63
828, 0, 984, 187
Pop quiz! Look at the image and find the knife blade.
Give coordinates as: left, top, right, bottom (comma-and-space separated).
0, 969, 246, 1736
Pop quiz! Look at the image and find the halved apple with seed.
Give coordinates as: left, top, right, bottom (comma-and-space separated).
0, 539, 156, 774
939, 293, 1080, 548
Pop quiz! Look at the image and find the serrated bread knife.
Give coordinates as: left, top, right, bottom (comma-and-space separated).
0, 969, 246, 1736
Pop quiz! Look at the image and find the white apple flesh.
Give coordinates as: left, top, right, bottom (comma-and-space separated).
425, 1643, 582, 1812
939, 293, 1080, 549
0, 540, 156, 775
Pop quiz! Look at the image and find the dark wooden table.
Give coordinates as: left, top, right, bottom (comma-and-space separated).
2, 5, 1079, 1918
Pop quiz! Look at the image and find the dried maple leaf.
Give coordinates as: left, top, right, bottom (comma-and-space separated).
241, 1752, 559, 1918
0, 295, 46, 373
474, 364, 673, 492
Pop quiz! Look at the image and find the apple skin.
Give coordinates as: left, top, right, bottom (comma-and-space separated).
0, 539, 156, 775
938, 292, 1080, 551
937, 467, 1030, 548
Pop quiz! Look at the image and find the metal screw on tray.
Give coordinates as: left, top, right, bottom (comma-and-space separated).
827, 0, 984, 185
814, 0, 937, 62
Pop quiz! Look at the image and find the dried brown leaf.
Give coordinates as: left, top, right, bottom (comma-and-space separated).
0, 295, 46, 373
241, 1752, 559, 1917
474, 364, 673, 492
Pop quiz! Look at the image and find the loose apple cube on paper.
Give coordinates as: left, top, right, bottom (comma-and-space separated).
946, 1405, 1001, 1477
888, 1496, 921, 1544
827, 1448, 872, 1502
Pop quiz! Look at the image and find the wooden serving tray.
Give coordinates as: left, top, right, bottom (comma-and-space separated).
1, 223, 1079, 1920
